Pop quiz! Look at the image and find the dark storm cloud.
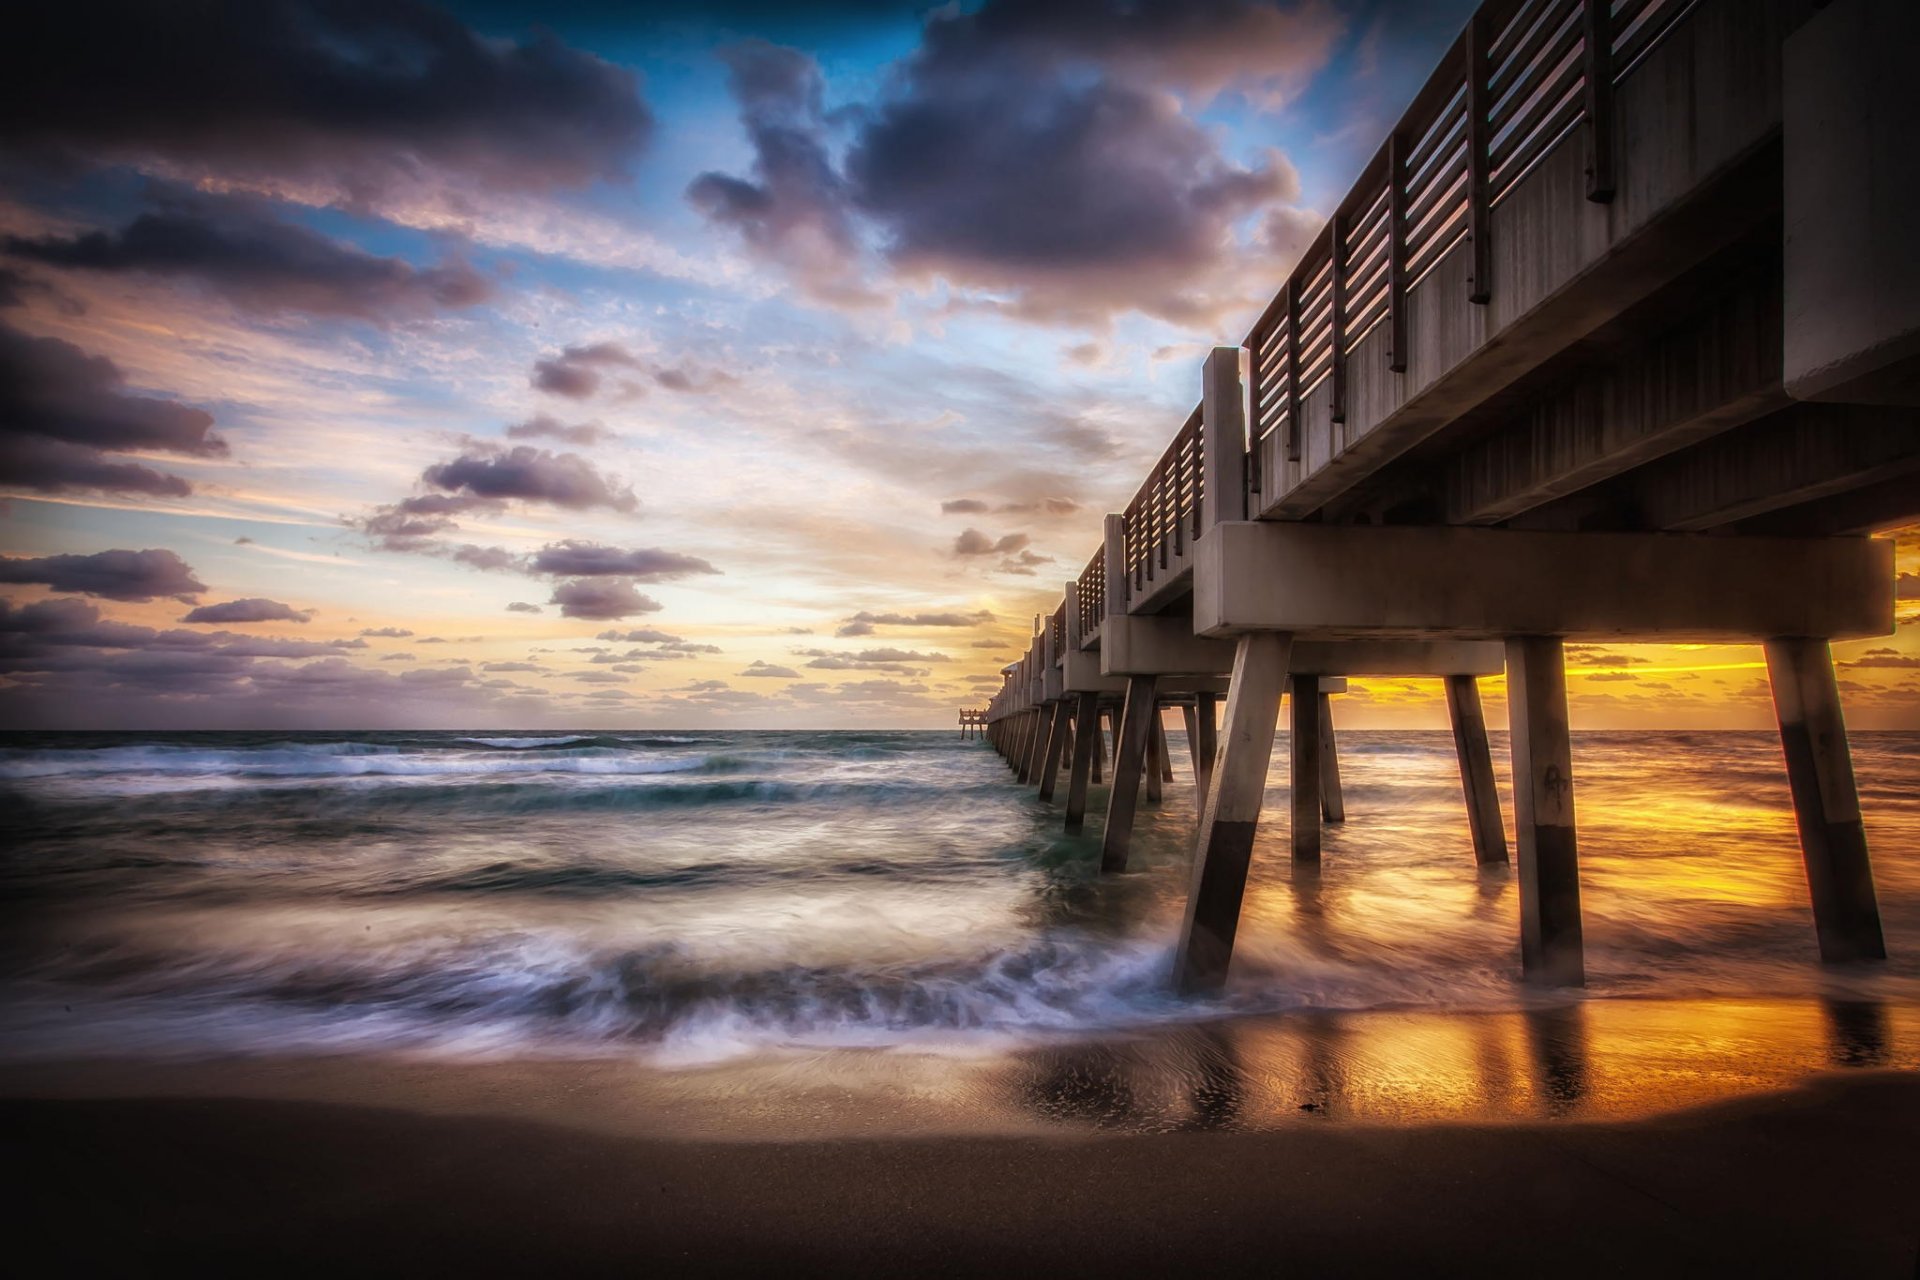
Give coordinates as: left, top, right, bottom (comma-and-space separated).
6, 191, 492, 323
505, 416, 611, 446
423, 445, 638, 512
3, 1, 652, 202
0, 320, 223, 497
693, 1, 1326, 320
527, 541, 719, 581
0, 548, 205, 602
180, 597, 315, 625
549, 579, 662, 619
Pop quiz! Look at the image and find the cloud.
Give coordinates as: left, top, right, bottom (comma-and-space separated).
356, 443, 642, 558
0, 320, 223, 497
6, 189, 490, 323
505, 416, 611, 446
0, 548, 205, 601
422, 445, 638, 512
686, 40, 873, 306
527, 540, 719, 581
505, 601, 543, 613
549, 579, 661, 619
180, 597, 313, 625
531, 341, 737, 401
740, 660, 800, 678
359, 626, 414, 638
942, 498, 991, 515
1898, 572, 1920, 601
482, 661, 544, 672
530, 341, 638, 399
5, 0, 652, 208
1842, 647, 1920, 670
836, 608, 992, 636
952, 528, 1030, 556
797, 644, 954, 676
692, 3, 1333, 323
597, 628, 681, 644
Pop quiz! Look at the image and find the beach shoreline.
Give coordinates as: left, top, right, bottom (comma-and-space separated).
8, 1065, 1919, 1276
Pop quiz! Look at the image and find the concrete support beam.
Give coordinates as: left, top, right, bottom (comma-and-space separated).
1611, 403, 1920, 533
1318, 693, 1345, 824
1064, 693, 1101, 834
1765, 638, 1887, 963
1445, 674, 1509, 867
1290, 676, 1322, 866
1438, 274, 1787, 526
1507, 637, 1584, 986
1157, 714, 1175, 783
1020, 708, 1047, 785
1037, 700, 1072, 803
1101, 676, 1159, 874
1174, 632, 1292, 994
1194, 521, 1893, 642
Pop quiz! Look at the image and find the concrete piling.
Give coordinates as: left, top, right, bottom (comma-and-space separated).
1765, 637, 1887, 962
1101, 676, 1160, 874
1065, 693, 1101, 833
1289, 676, 1322, 867
1317, 691, 1345, 824
1506, 637, 1584, 986
1144, 708, 1166, 805
1037, 700, 1073, 802
1445, 674, 1510, 866
1173, 632, 1292, 993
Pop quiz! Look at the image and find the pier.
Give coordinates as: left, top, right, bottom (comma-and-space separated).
976, 0, 1917, 991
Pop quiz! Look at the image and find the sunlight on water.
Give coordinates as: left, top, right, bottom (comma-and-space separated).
1, 727, 1917, 1124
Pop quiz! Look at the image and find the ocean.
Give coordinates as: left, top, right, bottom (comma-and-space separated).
4, 726, 1919, 1129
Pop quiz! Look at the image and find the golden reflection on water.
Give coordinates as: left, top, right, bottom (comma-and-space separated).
1001, 998, 1919, 1133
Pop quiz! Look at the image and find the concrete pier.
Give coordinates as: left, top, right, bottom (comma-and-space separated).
976, 0, 1911, 998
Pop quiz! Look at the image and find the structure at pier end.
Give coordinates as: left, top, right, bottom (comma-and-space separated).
976, 0, 1918, 994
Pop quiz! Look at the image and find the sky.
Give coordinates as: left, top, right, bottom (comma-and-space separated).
0, 0, 1914, 731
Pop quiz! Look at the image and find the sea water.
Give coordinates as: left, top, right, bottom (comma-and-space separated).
3, 728, 1919, 1089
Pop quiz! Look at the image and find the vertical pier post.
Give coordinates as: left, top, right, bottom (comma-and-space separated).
1290, 675, 1322, 866
1064, 693, 1101, 833
1765, 638, 1886, 962
1318, 691, 1345, 823
1037, 700, 1072, 803
1445, 674, 1509, 866
1144, 706, 1166, 804
1091, 705, 1106, 784
1173, 632, 1292, 993
1025, 707, 1048, 785
1506, 637, 1584, 986
1181, 703, 1204, 788
1101, 676, 1160, 873
1194, 692, 1219, 802
1159, 715, 1176, 783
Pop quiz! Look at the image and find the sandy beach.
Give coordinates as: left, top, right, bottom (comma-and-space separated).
8, 1065, 1920, 1276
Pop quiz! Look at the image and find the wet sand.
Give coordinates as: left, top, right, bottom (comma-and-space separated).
8, 1065, 1920, 1277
